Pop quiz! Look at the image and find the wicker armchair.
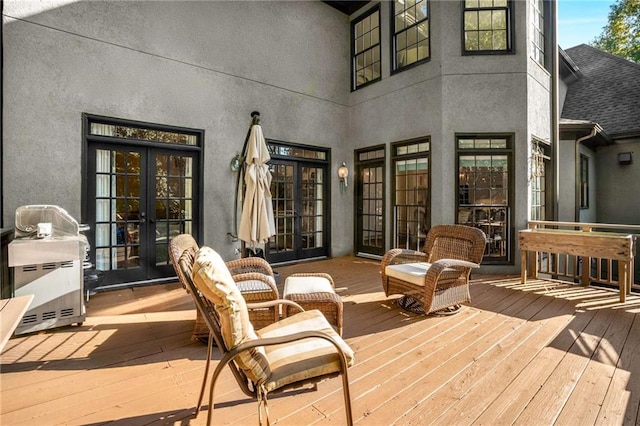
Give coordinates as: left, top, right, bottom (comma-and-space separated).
381, 224, 486, 315
168, 234, 279, 340
178, 245, 355, 425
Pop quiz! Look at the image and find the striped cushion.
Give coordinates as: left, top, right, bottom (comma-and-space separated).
192, 246, 270, 383
257, 309, 355, 393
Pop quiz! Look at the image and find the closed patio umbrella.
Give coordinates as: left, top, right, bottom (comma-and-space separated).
237, 119, 276, 248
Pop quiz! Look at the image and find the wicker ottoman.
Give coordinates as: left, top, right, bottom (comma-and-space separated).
283, 273, 343, 335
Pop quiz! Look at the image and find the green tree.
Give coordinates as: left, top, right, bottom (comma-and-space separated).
591, 0, 640, 63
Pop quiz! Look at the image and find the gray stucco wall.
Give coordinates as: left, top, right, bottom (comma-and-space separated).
596, 139, 640, 225
2, 0, 352, 258
3, 0, 553, 273
346, 0, 549, 272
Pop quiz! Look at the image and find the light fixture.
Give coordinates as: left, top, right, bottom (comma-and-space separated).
618, 152, 633, 165
338, 162, 349, 192
230, 153, 242, 172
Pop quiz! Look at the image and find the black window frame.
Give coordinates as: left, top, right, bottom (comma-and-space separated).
391, 0, 431, 74
456, 133, 514, 264
351, 5, 382, 91
531, 0, 545, 66
391, 137, 431, 250
580, 154, 589, 209
461, 0, 515, 55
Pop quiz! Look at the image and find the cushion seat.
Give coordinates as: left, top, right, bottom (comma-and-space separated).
258, 309, 354, 392
385, 262, 460, 286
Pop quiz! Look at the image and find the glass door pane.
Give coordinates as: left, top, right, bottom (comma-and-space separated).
153, 153, 194, 268
356, 159, 385, 256
301, 165, 324, 250
269, 162, 296, 258
267, 160, 329, 263
93, 146, 147, 284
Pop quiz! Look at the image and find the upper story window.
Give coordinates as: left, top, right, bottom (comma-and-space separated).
352, 7, 381, 90
463, 0, 513, 53
392, 0, 430, 72
531, 0, 545, 66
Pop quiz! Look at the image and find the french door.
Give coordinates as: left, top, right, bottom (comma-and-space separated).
355, 146, 386, 256
267, 159, 329, 264
86, 144, 200, 286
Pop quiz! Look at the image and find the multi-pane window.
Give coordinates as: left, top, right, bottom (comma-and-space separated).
531, 0, 545, 66
580, 154, 589, 208
530, 138, 550, 221
352, 7, 381, 90
463, 0, 512, 53
457, 135, 512, 262
393, 0, 430, 71
392, 139, 430, 250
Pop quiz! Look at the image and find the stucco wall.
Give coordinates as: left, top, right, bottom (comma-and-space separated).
558, 138, 577, 221
346, 0, 547, 272
2, 0, 352, 258
579, 145, 597, 223
596, 139, 640, 225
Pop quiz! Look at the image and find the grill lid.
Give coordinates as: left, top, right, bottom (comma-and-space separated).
15, 205, 80, 238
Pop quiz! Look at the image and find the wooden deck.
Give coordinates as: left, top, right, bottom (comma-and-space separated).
2, 256, 640, 425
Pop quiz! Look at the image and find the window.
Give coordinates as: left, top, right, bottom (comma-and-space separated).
580, 154, 589, 209
463, 0, 512, 53
352, 7, 381, 90
392, 0, 430, 71
531, 0, 544, 66
392, 138, 430, 250
457, 135, 513, 262
530, 138, 550, 220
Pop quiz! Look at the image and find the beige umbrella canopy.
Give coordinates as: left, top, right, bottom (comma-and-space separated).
237, 121, 276, 246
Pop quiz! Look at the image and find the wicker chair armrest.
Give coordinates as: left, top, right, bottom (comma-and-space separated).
247, 299, 305, 314
288, 272, 336, 289
226, 257, 274, 277
381, 249, 428, 278
433, 258, 480, 270
423, 258, 479, 286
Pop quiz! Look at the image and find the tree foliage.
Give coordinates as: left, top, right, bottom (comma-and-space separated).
591, 0, 640, 63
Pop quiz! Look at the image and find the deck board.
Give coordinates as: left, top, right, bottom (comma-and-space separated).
2, 256, 639, 425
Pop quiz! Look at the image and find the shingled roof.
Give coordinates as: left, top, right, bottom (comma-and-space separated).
561, 44, 640, 138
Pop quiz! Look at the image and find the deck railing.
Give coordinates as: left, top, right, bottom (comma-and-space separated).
526, 221, 640, 290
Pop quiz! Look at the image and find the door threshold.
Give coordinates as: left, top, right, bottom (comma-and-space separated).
356, 253, 383, 261
270, 256, 329, 267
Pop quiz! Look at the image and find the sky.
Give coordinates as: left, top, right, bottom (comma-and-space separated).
558, 0, 617, 49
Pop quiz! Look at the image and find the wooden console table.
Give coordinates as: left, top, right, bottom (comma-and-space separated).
519, 228, 635, 303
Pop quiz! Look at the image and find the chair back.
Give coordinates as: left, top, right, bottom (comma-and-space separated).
424, 224, 486, 264
169, 236, 259, 398
168, 234, 199, 290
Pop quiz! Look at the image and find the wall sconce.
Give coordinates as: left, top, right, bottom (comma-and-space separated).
230, 153, 243, 172
618, 152, 633, 165
337, 162, 349, 192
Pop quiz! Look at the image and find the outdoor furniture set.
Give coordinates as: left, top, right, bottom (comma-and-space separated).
167, 224, 485, 424
168, 234, 353, 425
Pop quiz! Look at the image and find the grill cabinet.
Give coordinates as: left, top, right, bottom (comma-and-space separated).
8, 206, 87, 335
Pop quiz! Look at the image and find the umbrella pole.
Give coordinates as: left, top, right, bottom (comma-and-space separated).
233, 111, 261, 258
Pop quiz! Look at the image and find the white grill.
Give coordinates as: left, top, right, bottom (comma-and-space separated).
8, 205, 87, 335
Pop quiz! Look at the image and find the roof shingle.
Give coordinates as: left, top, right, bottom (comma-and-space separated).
562, 44, 640, 137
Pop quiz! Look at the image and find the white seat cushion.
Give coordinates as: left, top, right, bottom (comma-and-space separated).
284, 276, 334, 296
385, 262, 457, 286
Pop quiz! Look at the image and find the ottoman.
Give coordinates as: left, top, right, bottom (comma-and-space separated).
283, 273, 344, 336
